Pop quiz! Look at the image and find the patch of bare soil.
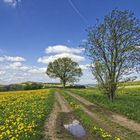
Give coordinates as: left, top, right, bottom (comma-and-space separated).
56, 92, 72, 113
56, 92, 96, 140
44, 92, 95, 140
68, 91, 140, 139
43, 99, 60, 140
112, 114, 140, 134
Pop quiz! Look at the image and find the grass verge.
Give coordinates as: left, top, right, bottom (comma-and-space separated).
69, 87, 140, 123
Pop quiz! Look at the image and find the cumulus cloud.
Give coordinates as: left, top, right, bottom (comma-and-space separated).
0, 61, 48, 85
28, 68, 41, 74
1, 60, 45, 74
38, 53, 85, 64
28, 67, 46, 74
79, 64, 90, 70
0, 71, 6, 75
38, 45, 85, 64
7, 62, 28, 71
0, 56, 26, 62
3, 0, 21, 7
9, 62, 22, 69
46, 45, 85, 54
82, 39, 87, 43
79, 64, 95, 70
135, 46, 140, 49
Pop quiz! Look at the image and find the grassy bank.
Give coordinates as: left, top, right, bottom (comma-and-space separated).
69, 87, 140, 123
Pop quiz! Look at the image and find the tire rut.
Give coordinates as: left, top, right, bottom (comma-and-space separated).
67, 91, 140, 136
44, 92, 94, 140
56, 92, 72, 113
57, 92, 98, 140
44, 93, 72, 140
44, 98, 60, 140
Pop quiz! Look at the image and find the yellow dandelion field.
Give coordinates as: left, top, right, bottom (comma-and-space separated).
0, 89, 54, 140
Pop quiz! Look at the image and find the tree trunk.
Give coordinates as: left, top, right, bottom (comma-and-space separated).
107, 93, 111, 100
63, 80, 66, 88
111, 92, 114, 102
110, 83, 116, 102
106, 83, 116, 102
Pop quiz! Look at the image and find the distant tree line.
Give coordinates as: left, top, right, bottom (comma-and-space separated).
0, 82, 86, 92
0, 82, 43, 92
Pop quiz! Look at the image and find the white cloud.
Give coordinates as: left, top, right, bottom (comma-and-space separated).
28, 69, 41, 74
135, 46, 140, 49
8, 62, 29, 71
1, 61, 29, 72
21, 66, 29, 71
79, 64, 90, 70
28, 67, 46, 74
39, 67, 46, 73
9, 62, 22, 69
0, 56, 26, 62
82, 39, 87, 43
79, 64, 95, 70
45, 45, 85, 54
2, 61, 45, 74
38, 45, 85, 64
38, 53, 85, 64
3, 0, 21, 7
0, 62, 48, 85
0, 71, 5, 75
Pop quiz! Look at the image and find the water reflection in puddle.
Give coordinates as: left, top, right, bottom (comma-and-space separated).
64, 120, 86, 138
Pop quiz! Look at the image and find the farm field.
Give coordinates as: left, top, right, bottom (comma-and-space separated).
0, 86, 140, 140
0, 89, 54, 140
1, 1, 140, 140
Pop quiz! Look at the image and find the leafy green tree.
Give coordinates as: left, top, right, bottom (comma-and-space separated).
46, 57, 83, 88
84, 9, 140, 101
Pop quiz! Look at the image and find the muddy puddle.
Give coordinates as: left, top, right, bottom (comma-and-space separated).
64, 120, 86, 138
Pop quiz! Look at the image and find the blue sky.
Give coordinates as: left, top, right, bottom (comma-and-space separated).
0, 0, 140, 85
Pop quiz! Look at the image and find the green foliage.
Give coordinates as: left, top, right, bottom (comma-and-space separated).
0, 85, 8, 92
119, 80, 140, 86
46, 57, 82, 87
84, 9, 140, 101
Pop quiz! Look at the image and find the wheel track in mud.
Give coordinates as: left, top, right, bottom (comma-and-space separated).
67, 91, 140, 139
44, 92, 95, 140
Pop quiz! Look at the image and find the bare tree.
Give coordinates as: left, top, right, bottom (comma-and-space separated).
84, 9, 140, 101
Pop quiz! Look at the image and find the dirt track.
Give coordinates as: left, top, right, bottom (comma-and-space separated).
56, 92, 72, 113
44, 101, 60, 140
44, 93, 94, 140
44, 91, 140, 140
68, 91, 140, 135
44, 93, 72, 140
